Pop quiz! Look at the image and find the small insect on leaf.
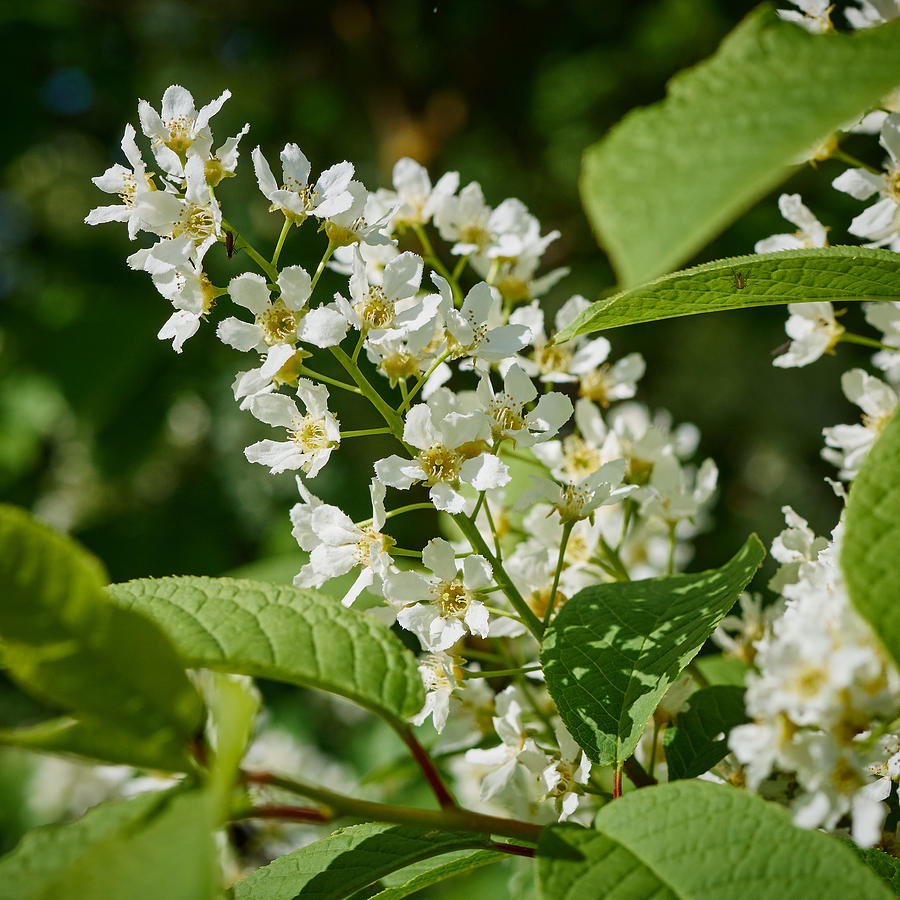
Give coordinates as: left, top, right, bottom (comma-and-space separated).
732, 270, 746, 291
225, 230, 234, 259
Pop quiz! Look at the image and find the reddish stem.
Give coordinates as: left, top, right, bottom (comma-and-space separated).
491, 841, 537, 858
401, 728, 457, 808
613, 766, 623, 799
242, 804, 331, 825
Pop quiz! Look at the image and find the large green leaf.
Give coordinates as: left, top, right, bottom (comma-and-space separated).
849, 845, 900, 897
556, 247, 900, 341
537, 781, 891, 899
662, 685, 748, 780
541, 535, 764, 766
843, 408, 900, 668
367, 850, 502, 900
581, 5, 900, 286
106, 576, 424, 727
230, 823, 487, 900
0, 505, 203, 765
0, 788, 218, 900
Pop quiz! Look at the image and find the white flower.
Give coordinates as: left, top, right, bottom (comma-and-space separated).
203, 123, 251, 187
138, 85, 231, 176
436, 276, 531, 364
768, 506, 830, 593
540, 722, 591, 822
845, 0, 900, 29
864, 301, 900, 382
387, 538, 492, 651
252, 143, 355, 223
374, 158, 459, 230
773, 302, 844, 368
637, 455, 718, 524
510, 296, 628, 388
334, 249, 437, 343
232, 343, 308, 407
411, 652, 461, 732
133, 155, 221, 262
157, 309, 201, 354
516, 459, 635, 524
375, 396, 507, 514
476, 364, 573, 447
127, 237, 218, 316
324, 180, 396, 247
291, 477, 394, 605
434, 181, 493, 255
84, 124, 153, 239
463, 686, 550, 817
832, 113, 900, 251
755, 194, 828, 254
534, 398, 621, 482
245, 379, 340, 476
823, 368, 898, 479
776, 0, 832, 32
217, 268, 313, 352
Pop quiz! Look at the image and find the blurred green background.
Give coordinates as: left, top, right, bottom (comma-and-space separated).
0, 0, 885, 889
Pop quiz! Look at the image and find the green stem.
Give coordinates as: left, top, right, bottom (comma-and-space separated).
351, 329, 366, 365
451, 253, 470, 282
648, 720, 663, 777
596, 536, 631, 582
240, 770, 543, 843
483, 498, 503, 560
221, 216, 278, 281
413, 224, 453, 281
356, 502, 434, 529
391, 547, 422, 558
832, 148, 881, 175
310, 240, 337, 294
398, 349, 451, 414
271, 218, 292, 269
841, 331, 897, 353
453, 513, 544, 640
462, 665, 541, 679
544, 522, 573, 629
340, 427, 393, 439
330, 346, 405, 438
297, 365, 362, 395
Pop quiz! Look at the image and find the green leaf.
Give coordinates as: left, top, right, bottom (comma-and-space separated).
843, 408, 900, 669
693, 654, 748, 687
0, 715, 194, 772
0, 788, 218, 900
848, 845, 900, 896
537, 781, 891, 899
556, 247, 900, 341
541, 535, 764, 766
580, 5, 900, 287
0, 505, 203, 765
663, 685, 748, 780
230, 823, 486, 900
367, 850, 502, 900
106, 576, 424, 727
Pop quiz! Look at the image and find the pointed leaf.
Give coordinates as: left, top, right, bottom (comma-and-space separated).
0, 505, 203, 766
230, 823, 486, 900
663, 685, 748, 780
368, 850, 502, 900
541, 535, 764, 766
843, 408, 900, 668
106, 576, 424, 727
537, 781, 891, 899
556, 247, 900, 341
581, 6, 900, 286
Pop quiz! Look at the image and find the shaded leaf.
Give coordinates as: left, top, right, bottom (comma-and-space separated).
0, 788, 217, 900
367, 850, 502, 899
538, 781, 891, 899
663, 685, 748, 780
541, 535, 764, 766
0, 505, 203, 767
556, 248, 900, 341
230, 823, 486, 900
843, 408, 900, 669
107, 576, 424, 727
580, 6, 900, 286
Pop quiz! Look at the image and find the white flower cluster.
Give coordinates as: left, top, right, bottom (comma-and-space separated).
86, 85, 720, 826
728, 509, 900, 847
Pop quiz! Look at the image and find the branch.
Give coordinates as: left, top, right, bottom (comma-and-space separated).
400, 727, 457, 808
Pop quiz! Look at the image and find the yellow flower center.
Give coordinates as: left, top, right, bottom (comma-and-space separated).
354, 526, 395, 566
535, 342, 572, 377
379, 350, 420, 385
355, 286, 394, 330
289, 416, 334, 452
561, 435, 606, 481
418, 443, 463, 484
163, 115, 196, 154
173, 203, 216, 243
430, 577, 472, 617
255, 300, 298, 346
579, 366, 613, 406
